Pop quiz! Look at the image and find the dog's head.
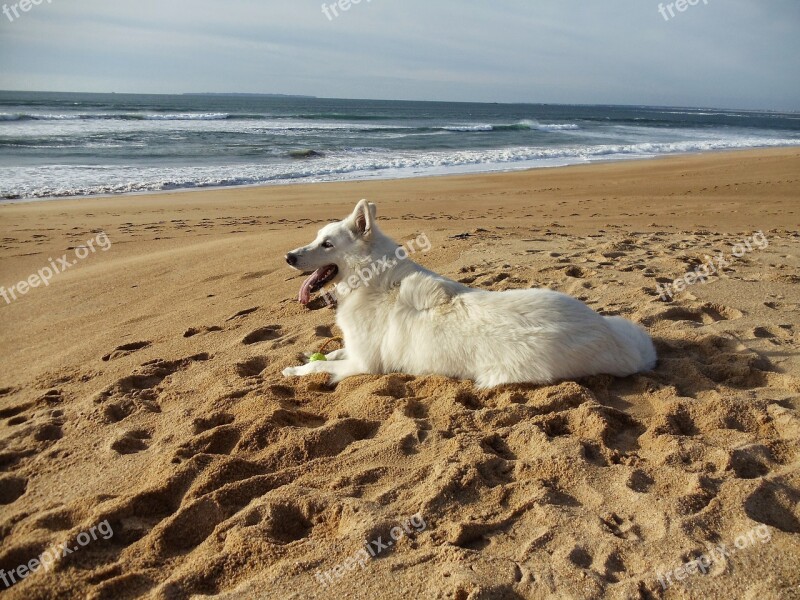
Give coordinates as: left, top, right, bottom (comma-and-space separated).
286, 199, 378, 305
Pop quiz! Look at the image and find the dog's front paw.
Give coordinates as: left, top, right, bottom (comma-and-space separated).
282, 366, 302, 377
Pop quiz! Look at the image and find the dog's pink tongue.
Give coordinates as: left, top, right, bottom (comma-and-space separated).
298, 269, 322, 305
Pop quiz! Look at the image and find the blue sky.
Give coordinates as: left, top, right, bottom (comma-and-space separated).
1, 0, 798, 109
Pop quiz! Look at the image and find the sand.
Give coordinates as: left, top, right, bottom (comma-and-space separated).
0, 147, 799, 600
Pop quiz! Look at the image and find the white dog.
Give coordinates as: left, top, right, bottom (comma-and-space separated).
282, 200, 656, 389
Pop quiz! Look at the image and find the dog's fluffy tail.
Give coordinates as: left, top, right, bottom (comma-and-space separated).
604, 316, 657, 374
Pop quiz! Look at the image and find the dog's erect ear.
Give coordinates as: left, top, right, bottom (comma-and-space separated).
351, 199, 376, 236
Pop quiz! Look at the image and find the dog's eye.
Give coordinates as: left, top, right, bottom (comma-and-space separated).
322, 240, 334, 249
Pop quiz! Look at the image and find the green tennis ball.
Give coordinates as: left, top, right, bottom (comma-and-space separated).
309, 353, 327, 362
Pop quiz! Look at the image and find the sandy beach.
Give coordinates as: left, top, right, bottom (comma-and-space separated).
1, 147, 799, 599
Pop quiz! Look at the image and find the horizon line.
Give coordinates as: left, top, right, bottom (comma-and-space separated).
0, 89, 797, 114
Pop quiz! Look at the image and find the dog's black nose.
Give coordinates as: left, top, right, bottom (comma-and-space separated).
285, 253, 297, 266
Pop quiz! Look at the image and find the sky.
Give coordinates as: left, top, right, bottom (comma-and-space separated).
0, 0, 798, 110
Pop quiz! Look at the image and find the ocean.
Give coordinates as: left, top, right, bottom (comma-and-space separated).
1, 91, 799, 200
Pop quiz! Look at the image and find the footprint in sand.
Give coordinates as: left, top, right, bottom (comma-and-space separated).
110, 429, 152, 455
642, 302, 743, 326
240, 270, 273, 281
626, 469, 654, 493
102, 400, 136, 423
234, 357, 269, 378
267, 384, 295, 398
752, 326, 792, 342
102, 341, 151, 361
226, 307, 259, 321
483, 272, 511, 285
599, 513, 640, 541
30, 507, 76, 532
96, 353, 211, 423
314, 325, 334, 337
183, 325, 223, 338
241, 326, 283, 345
174, 424, 240, 460
744, 479, 800, 533
259, 501, 318, 544
192, 412, 234, 434
40, 389, 64, 404
764, 300, 799, 311
567, 546, 593, 569
33, 421, 63, 442
727, 444, 775, 479
0, 402, 32, 420
0, 476, 27, 504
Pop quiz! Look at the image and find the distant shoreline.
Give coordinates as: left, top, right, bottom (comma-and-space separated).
182, 93, 318, 98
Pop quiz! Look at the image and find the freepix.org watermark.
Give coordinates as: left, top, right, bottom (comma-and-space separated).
318, 232, 431, 306
0, 520, 114, 589
1, 231, 111, 306
656, 230, 768, 301
656, 524, 771, 589
321, 0, 375, 21
2, 0, 52, 23
658, 0, 708, 22
314, 513, 426, 588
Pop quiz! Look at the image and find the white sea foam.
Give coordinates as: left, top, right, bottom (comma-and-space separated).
2, 135, 797, 200
443, 124, 495, 132
442, 120, 579, 132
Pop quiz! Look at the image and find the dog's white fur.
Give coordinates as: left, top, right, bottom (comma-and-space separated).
282, 200, 657, 389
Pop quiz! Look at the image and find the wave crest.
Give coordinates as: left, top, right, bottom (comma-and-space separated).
442, 120, 579, 133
